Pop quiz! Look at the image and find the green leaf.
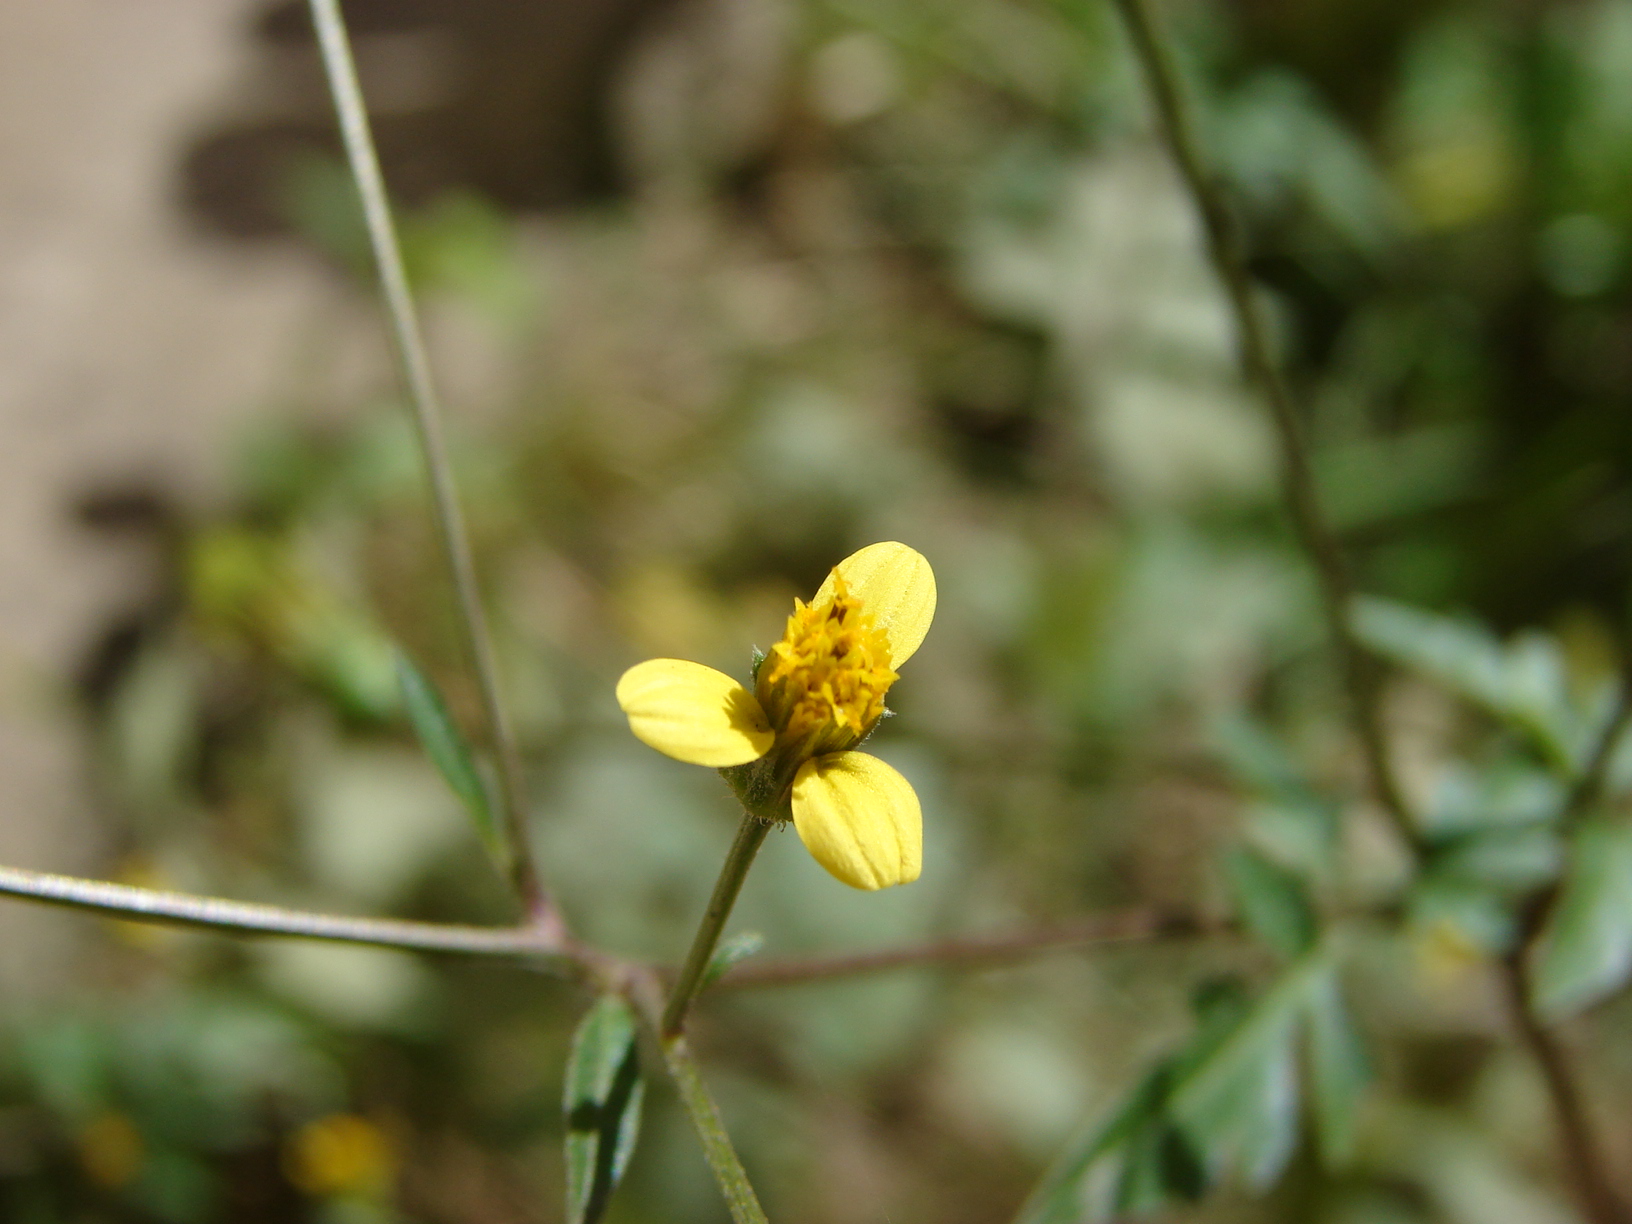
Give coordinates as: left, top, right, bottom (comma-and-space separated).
1112, 1121, 1206, 1214
395, 652, 501, 861
1171, 958, 1321, 1189
1017, 959, 1331, 1222
1223, 847, 1318, 960
1213, 718, 1341, 877
1429, 826, 1562, 894
564, 995, 645, 1224
1212, 716, 1313, 801
702, 932, 765, 988
1351, 599, 1579, 771
1532, 819, 1632, 1017
1012, 1064, 1175, 1224
1421, 761, 1563, 841
306, 613, 401, 722
1303, 968, 1369, 1167
1407, 876, 1517, 957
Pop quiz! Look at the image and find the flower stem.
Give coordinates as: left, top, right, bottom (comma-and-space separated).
661, 1034, 772, 1224
305, 0, 553, 929
662, 812, 771, 1036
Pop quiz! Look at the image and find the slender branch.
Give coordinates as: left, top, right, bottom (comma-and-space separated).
1108, 0, 1413, 849
0, 864, 575, 967
305, 0, 551, 928
1498, 951, 1630, 1224
714, 906, 1211, 989
1112, 3, 1628, 1212
1491, 671, 1632, 1223
0, 856, 1208, 992
662, 813, 771, 1035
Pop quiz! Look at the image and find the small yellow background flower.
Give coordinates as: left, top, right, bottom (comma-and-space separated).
615, 542, 935, 889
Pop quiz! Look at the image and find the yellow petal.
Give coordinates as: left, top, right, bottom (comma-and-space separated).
791, 752, 922, 890
616, 659, 774, 767
815, 541, 936, 667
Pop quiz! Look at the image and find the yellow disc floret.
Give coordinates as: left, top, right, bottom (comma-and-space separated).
756, 573, 898, 754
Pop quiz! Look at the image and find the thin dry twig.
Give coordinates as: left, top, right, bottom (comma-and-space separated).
0, 864, 574, 966
714, 907, 1212, 989
0, 856, 1197, 992
1108, 0, 1413, 849
1498, 950, 1630, 1224
306, 0, 553, 930
1496, 671, 1632, 1224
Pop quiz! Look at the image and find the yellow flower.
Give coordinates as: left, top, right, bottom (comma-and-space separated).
616, 542, 935, 890
284, 1113, 394, 1199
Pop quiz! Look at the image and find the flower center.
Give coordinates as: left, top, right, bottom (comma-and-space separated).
756, 573, 898, 751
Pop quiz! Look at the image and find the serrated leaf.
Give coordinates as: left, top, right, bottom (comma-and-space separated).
1304, 969, 1369, 1167
1351, 599, 1579, 770
1223, 847, 1318, 960
1532, 820, 1632, 1017
702, 931, 765, 988
564, 995, 645, 1224
395, 652, 501, 861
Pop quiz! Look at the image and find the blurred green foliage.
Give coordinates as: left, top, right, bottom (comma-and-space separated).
11, 0, 1632, 1220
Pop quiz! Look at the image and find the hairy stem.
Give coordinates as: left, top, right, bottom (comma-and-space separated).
0, 864, 574, 967
1107, 0, 1413, 848
305, 0, 552, 927
662, 812, 771, 1036
661, 1034, 773, 1224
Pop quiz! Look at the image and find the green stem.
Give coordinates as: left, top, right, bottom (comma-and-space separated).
305, 0, 552, 928
1107, 0, 1415, 852
661, 1034, 772, 1224
662, 812, 771, 1036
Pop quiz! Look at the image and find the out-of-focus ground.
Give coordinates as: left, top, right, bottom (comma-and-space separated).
0, 0, 372, 986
